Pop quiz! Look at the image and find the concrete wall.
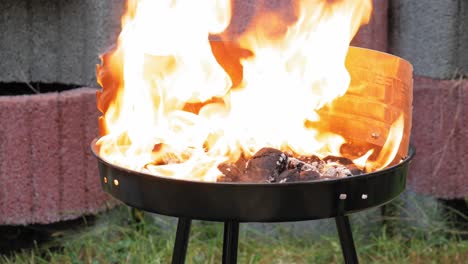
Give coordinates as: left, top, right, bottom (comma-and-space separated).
389, 0, 468, 79
0, 0, 125, 87
4, 0, 465, 84
408, 76, 468, 199
351, 0, 388, 52
0, 0, 389, 87
388, 0, 468, 198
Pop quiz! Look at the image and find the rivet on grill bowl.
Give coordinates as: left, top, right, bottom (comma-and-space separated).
103, 177, 108, 184
361, 194, 368, 200
371, 132, 380, 139
113, 179, 119, 186
339, 194, 347, 200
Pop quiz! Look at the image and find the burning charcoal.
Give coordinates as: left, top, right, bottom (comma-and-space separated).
346, 164, 364, 176
217, 148, 363, 183
217, 154, 248, 182
217, 175, 235, 182
299, 170, 321, 181
234, 154, 248, 172
323, 155, 353, 165
297, 155, 321, 164
244, 148, 288, 182
278, 167, 321, 183
277, 169, 300, 183
217, 163, 242, 182
323, 155, 364, 176
287, 157, 322, 173
322, 164, 352, 178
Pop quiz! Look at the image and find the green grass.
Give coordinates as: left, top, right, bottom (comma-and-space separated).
1, 198, 467, 264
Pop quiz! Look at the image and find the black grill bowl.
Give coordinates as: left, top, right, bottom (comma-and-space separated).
91, 139, 415, 223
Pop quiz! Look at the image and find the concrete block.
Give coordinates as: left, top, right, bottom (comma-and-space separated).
0, 0, 125, 87
29, 0, 60, 83
29, 93, 61, 223
57, 89, 88, 220
0, 87, 115, 225
351, 0, 388, 52
0, 0, 390, 87
57, 0, 86, 85
409, 76, 468, 199
0, 96, 34, 225
83, 89, 116, 213
0, 0, 30, 83
389, 0, 468, 79
82, 0, 126, 86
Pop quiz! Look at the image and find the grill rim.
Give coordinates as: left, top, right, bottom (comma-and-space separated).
91, 138, 415, 222
90, 138, 413, 186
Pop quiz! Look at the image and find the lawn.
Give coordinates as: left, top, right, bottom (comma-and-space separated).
1, 194, 467, 263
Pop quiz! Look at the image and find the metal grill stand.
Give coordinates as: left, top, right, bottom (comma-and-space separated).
92, 142, 414, 264
171, 215, 358, 264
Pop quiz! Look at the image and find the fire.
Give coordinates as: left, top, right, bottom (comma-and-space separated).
96, 0, 404, 181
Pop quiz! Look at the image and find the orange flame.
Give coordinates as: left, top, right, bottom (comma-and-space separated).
96, 0, 403, 181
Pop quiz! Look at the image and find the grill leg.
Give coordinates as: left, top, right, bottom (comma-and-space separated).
335, 215, 358, 264
222, 221, 240, 264
172, 218, 192, 264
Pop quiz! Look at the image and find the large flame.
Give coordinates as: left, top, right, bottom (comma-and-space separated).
96, 0, 403, 181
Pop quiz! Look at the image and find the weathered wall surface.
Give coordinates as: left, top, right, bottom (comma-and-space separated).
388, 0, 468, 198
0, 0, 125, 87
389, 0, 468, 79
351, 0, 388, 51
0, 0, 389, 87
408, 77, 468, 199
0, 0, 390, 88
0, 88, 117, 225
0, 0, 124, 224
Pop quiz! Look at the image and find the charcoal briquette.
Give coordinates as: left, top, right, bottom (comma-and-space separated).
244, 147, 288, 182
299, 170, 320, 181
347, 165, 364, 176
217, 163, 242, 182
217, 147, 363, 183
297, 155, 322, 164
277, 169, 300, 183
287, 157, 322, 173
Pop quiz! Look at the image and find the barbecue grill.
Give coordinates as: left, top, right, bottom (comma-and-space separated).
92, 47, 414, 264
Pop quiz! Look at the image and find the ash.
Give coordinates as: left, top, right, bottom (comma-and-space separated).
217, 147, 364, 183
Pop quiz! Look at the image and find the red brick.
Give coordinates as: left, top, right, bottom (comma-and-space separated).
351, 0, 388, 52
409, 76, 468, 198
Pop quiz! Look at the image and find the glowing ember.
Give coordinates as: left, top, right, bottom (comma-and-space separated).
96, 0, 406, 182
